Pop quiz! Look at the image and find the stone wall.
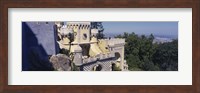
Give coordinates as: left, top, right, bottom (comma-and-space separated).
22, 22, 59, 70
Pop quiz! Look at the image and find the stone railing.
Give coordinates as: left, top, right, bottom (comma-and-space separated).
82, 52, 115, 64
99, 38, 125, 47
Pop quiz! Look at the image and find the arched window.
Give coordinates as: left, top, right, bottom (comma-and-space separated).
92, 64, 102, 71
115, 52, 121, 60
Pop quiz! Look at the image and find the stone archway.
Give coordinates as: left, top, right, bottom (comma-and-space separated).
114, 52, 121, 61
111, 45, 125, 71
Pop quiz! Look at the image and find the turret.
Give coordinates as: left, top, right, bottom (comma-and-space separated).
73, 45, 83, 66
90, 29, 98, 43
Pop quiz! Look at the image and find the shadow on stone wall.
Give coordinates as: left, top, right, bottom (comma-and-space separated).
22, 22, 54, 71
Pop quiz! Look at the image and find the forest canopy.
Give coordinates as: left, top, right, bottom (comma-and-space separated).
115, 32, 178, 71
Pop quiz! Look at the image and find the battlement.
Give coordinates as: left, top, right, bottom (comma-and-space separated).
66, 22, 91, 30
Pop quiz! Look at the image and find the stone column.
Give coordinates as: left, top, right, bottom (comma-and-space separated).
120, 46, 125, 71
73, 45, 83, 66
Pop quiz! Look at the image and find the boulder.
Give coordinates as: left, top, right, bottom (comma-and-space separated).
49, 54, 72, 71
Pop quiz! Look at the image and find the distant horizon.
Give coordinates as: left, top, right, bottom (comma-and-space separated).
104, 32, 178, 39
102, 22, 178, 39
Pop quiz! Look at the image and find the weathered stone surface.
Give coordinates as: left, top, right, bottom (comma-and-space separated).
22, 22, 59, 70
49, 54, 72, 71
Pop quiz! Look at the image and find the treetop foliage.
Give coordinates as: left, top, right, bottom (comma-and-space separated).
115, 32, 178, 71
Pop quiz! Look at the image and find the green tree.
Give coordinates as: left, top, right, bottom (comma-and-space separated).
115, 32, 178, 71
152, 40, 178, 71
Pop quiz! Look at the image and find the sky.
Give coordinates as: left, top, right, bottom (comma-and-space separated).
102, 22, 178, 38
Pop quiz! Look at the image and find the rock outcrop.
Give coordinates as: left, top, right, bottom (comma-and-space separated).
49, 54, 72, 71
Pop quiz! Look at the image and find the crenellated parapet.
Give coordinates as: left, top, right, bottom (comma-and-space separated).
66, 22, 91, 30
